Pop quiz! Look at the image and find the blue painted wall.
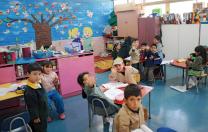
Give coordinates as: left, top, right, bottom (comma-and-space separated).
0, 0, 113, 46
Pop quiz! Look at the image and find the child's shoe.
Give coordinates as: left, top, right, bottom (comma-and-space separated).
59, 113, 66, 120
47, 117, 52, 122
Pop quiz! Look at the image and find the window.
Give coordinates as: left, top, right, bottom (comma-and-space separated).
114, 0, 143, 5
114, 0, 128, 5
144, 0, 163, 3
135, 0, 144, 4
143, 4, 166, 17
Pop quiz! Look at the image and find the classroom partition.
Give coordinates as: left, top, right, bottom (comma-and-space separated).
162, 24, 204, 60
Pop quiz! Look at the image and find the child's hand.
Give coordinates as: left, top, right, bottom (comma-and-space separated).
150, 56, 154, 59
34, 118, 41, 123
111, 67, 117, 74
53, 77, 59, 86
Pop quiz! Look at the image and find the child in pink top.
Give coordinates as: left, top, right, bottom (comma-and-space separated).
41, 61, 65, 121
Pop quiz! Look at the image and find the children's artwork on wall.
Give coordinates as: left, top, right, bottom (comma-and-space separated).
82, 27, 93, 52
0, 0, 113, 47
68, 27, 82, 52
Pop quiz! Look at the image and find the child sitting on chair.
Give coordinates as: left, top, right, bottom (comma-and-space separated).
114, 84, 152, 132
143, 44, 162, 85
24, 63, 48, 132
109, 57, 139, 84
41, 61, 65, 121
77, 72, 120, 132
187, 45, 207, 88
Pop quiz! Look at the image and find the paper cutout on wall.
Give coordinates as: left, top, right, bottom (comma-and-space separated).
82, 27, 93, 51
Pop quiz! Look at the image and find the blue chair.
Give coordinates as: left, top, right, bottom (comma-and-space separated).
1, 111, 32, 132
87, 95, 118, 131
157, 127, 177, 132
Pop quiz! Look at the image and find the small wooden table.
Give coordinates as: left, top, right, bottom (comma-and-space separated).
0, 80, 26, 101
0, 80, 26, 111
170, 60, 188, 84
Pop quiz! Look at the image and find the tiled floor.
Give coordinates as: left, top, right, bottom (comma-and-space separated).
48, 66, 208, 132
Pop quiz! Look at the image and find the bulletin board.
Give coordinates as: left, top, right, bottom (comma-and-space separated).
0, 0, 113, 46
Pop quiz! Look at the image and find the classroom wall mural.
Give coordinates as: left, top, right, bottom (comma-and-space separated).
0, 0, 113, 47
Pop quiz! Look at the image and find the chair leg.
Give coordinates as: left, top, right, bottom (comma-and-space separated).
88, 103, 92, 128
186, 76, 190, 90
196, 78, 199, 93
103, 117, 110, 132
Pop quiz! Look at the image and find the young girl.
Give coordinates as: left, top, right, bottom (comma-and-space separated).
187, 46, 207, 88
112, 43, 121, 60
153, 35, 164, 60
129, 40, 140, 70
41, 61, 65, 121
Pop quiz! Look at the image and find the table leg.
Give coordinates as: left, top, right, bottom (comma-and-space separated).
148, 92, 151, 119
182, 69, 185, 80
163, 64, 166, 82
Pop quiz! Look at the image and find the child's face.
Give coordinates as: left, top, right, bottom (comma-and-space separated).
114, 63, 125, 73
151, 46, 157, 52
132, 41, 139, 48
146, 45, 150, 50
141, 45, 146, 50
43, 65, 53, 74
153, 38, 159, 44
125, 96, 142, 111
83, 74, 96, 88
195, 51, 199, 56
28, 71, 42, 83
116, 44, 121, 50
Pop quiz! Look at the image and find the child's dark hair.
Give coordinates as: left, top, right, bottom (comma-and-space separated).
42, 60, 53, 67
113, 43, 120, 51
141, 42, 147, 46
154, 35, 161, 42
151, 44, 157, 47
154, 35, 163, 47
124, 84, 141, 99
195, 45, 207, 64
77, 72, 89, 87
28, 63, 42, 73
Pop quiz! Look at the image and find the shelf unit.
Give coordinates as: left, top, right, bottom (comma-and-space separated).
105, 36, 125, 52
0, 53, 95, 98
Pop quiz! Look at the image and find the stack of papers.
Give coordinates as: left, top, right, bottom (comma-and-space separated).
0, 87, 17, 96
0, 82, 26, 96
131, 124, 153, 132
104, 88, 124, 100
102, 82, 128, 90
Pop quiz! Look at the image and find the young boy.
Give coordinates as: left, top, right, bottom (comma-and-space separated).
77, 72, 119, 132
114, 84, 145, 132
109, 57, 139, 84
24, 63, 48, 132
143, 44, 162, 84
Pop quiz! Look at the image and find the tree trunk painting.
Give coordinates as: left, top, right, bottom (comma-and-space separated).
33, 23, 52, 49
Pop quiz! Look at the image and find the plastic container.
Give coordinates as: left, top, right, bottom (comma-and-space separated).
32, 50, 53, 59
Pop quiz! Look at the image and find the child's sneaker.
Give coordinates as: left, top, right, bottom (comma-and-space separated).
47, 117, 52, 122
59, 113, 66, 120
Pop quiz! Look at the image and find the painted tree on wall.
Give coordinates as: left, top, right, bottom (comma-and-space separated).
3, 1, 76, 49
